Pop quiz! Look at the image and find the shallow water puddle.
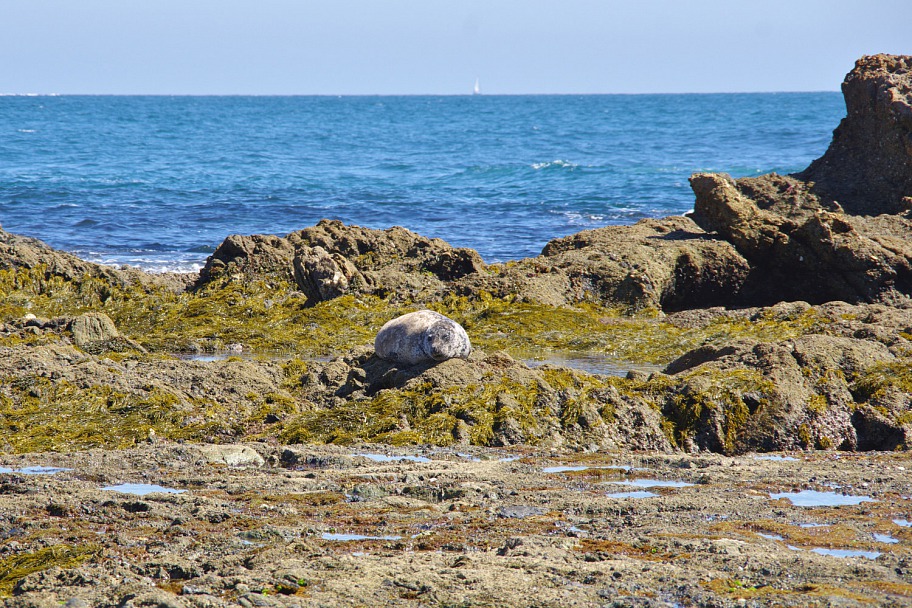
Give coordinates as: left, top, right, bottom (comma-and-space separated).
770, 490, 875, 507
542, 465, 632, 473
102, 483, 186, 496
175, 351, 299, 362
753, 455, 799, 462
0, 466, 71, 475
321, 533, 402, 541
758, 533, 784, 541
356, 453, 431, 463
611, 479, 693, 488
874, 533, 899, 544
811, 548, 881, 559
606, 491, 658, 499
894, 519, 912, 528
521, 351, 662, 377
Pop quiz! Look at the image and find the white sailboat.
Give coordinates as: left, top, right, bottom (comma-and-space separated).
473, 78, 481, 95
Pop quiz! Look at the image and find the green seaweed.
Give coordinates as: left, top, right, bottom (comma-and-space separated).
280, 377, 552, 447
853, 361, 912, 402
660, 368, 776, 454
0, 544, 100, 597
1, 265, 827, 365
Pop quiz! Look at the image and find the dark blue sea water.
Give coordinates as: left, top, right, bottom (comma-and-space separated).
0, 94, 844, 272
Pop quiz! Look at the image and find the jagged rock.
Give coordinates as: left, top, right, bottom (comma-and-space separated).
292, 245, 363, 304
852, 399, 912, 451
690, 172, 912, 304
662, 333, 895, 453
289, 220, 486, 300
524, 216, 749, 311
199, 233, 297, 284
798, 54, 912, 215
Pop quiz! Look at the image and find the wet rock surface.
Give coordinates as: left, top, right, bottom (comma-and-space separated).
1, 444, 911, 607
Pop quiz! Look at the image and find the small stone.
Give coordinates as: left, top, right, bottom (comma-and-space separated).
197, 444, 265, 467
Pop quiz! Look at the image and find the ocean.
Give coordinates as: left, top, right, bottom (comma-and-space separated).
0, 93, 844, 273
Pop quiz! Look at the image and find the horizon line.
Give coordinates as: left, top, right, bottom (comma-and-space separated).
1, 90, 841, 98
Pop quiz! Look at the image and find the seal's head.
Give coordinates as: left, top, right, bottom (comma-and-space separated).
423, 319, 470, 361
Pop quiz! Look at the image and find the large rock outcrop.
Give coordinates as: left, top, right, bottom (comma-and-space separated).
199, 220, 487, 304
536, 216, 749, 311
690, 172, 912, 305
199, 217, 747, 311
688, 54, 912, 307
798, 54, 912, 215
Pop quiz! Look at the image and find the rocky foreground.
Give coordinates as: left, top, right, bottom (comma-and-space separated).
1, 55, 912, 606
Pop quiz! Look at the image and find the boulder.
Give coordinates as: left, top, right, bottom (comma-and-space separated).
537, 216, 750, 311
198, 233, 297, 284
690, 172, 912, 305
662, 333, 895, 454
70, 312, 119, 348
293, 245, 363, 304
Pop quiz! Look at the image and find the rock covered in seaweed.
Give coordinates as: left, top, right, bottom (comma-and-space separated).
285, 347, 673, 452
0, 226, 190, 292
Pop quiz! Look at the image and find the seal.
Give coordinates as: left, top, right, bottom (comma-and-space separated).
374, 310, 472, 365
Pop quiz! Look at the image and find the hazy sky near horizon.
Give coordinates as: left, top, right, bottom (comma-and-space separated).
4, 0, 911, 95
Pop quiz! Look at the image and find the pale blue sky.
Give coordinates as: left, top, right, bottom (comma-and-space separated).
3, 0, 911, 95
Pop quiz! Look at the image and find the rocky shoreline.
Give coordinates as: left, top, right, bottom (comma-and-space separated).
1, 54, 912, 606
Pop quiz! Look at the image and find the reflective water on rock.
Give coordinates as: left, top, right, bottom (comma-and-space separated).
770, 490, 875, 507
753, 455, 799, 462
0, 466, 71, 475
758, 533, 784, 541
542, 465, 588, 473
101, 483, 186, 496
521, 351, 662, 377
611, 479, 693, 488
874, 533, 899, 544
543, 465, 631, 473
356, 453, 431, 463
606, 491, 658, 499
321, 533, 402, 541
811, 548, 881, 559
894, 519, 912, 528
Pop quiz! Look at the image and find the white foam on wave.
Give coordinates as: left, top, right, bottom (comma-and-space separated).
531, 159, 578, 170
554, 210, 606, 225
17, 129, 36, 133
90, 256, 204, 275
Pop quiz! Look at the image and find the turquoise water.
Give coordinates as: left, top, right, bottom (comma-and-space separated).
0, 93, 843, 271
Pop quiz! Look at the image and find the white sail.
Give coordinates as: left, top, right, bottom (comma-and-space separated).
473, 78, 480, 95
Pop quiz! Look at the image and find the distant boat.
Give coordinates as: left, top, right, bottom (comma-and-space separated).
473, 78, 481, 95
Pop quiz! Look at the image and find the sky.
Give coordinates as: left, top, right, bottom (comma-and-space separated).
3, 0, 912, 95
